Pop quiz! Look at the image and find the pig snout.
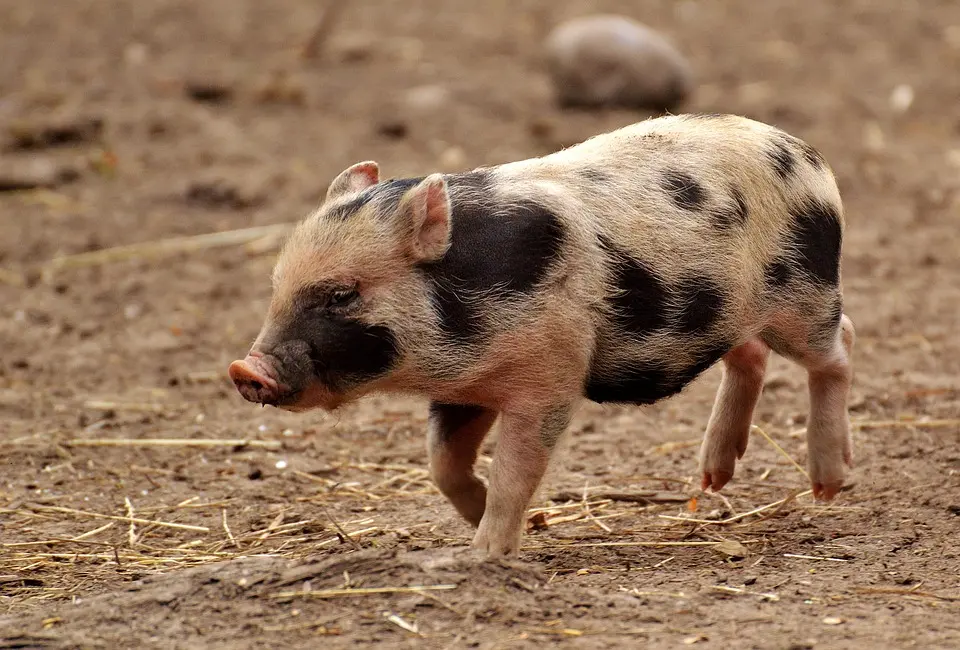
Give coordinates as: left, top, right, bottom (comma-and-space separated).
229, 353, 283, 406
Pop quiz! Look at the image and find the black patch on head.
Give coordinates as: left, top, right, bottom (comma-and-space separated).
585, 342, 729, 405
661, 170, 708, 211
788, 198, 843, 285
326, 191, 376, 221
580, 168, 612, 183
270, 292, 400, 394
764, 258, 793, 288
713, 187, 748, 229
429, 402, 488, 441
418, 170, 566, 343
326, 177, 426, 221
768, 140, 797, 180
599, 236, 669, 334
674, 277, 725, 333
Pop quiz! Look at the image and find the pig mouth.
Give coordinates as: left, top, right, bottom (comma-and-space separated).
228, 350, 345, 412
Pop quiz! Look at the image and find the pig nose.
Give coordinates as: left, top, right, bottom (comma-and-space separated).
228, 358, 280, 405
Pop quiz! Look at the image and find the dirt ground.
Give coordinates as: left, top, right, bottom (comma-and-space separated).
1, 0, 959, 648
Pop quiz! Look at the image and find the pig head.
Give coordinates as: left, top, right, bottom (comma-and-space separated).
228, 161, 451, 411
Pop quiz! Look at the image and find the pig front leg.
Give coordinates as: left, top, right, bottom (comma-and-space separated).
427, 402, 498, 527
472, 403, 574, 557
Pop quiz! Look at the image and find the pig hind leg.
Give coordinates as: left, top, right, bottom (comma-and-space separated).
427, 403, 498, 527
760, 301, 855, 501
700, 338, 770, 492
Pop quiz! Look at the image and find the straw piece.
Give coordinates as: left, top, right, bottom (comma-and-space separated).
41, 223, 294, 274
83, 400, 174, 413
63, 438, 282, 450
29, 505, 209, 533
751, 425, 810, 480
853, 419, 960, 430
551, 490, 688, 504
854, 587, 959, 601
302, 0, 347, 59
270, 584, 457, 600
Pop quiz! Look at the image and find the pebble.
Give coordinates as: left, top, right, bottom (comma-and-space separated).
544, 15, 694, 111
0, 158, 79, 191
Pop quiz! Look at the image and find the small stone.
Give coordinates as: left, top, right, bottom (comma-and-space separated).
889, 84, 914, 113
438, 146, 466, 171
544, 14, 694, 111
275, 460, 288, 470
402, 84, 450, 112
822, 617, 844, 626
376, 119, 408, 139
7, 116, 103, 150
185, 80, 233, 104
0, 158, 79, 192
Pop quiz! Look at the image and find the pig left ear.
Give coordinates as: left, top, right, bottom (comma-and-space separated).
400, 174, 452, 262
325, 161, 380, 202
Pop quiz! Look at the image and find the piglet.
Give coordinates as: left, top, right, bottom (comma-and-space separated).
229, 114, 855, 556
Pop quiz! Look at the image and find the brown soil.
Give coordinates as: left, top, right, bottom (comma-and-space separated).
1, 1, 959, 648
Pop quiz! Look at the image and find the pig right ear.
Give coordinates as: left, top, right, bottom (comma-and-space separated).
399, 174, 452, 262
325, 161, 380, 201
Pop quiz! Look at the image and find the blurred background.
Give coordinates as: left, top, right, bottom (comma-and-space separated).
1, 1, 959, 647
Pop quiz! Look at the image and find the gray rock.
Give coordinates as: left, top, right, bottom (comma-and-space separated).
544, 15, 694, 111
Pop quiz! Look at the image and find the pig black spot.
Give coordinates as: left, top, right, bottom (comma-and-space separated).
788, 198, 842, 285
429, 402, 490, 441
797, 140, 826, 169
598, 236, 669, 334
768, 140, 796, 180
580, 168, 612, 183
713, 187, 748, 229
327, 177, 426, 221
585, 342, 728, 405
661, 170, 707, 211
585, 363, 672, 405
764, 259, 793, 288
674, 278, 725, 333
419, 171, 566, 343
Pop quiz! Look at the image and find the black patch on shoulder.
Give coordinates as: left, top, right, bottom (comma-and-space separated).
713, 187, 748, 229
419, 171, 566, 343
768, 139, 797, 180
788, 198, 843, 285
764, 259, 793, 288
674, 278, 725, 333
580, 168, 612, 183
585, 342, 729, 405
429, 402, 488, 440
599, 236, 669, 334
661, 170, 708, 211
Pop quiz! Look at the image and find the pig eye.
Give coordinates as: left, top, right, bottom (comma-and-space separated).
327, 288, 359, 309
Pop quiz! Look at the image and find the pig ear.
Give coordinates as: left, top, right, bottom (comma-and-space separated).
325, 161, 380, 201
400, 174, 452, 262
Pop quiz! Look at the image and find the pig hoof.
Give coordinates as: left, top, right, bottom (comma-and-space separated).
812, 480, 844, 502
471, 530, 520, 558
701, 469, 734, 492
